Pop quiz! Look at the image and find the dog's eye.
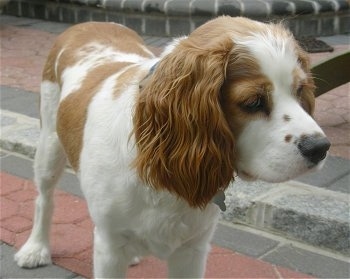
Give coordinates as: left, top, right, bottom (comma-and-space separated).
242, 96, 265, 112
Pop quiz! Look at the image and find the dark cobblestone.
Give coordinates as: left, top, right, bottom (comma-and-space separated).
191, 0, 217, 17
3, 0, 349, 37
217, 0, 242, 16
123, 0, 144, 13
242, 0, 270, 17
270, 0, 295, 16
143, 0, 166, 14
291, 0, 316, 15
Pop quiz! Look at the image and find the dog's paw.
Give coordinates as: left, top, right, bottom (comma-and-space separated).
14, 242, 51, 268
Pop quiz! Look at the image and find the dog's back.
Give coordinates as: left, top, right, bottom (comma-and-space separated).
41, 23, 155, 171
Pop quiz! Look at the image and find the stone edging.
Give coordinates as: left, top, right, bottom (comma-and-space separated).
3, 0, 350, 37
64, 0, 350, 18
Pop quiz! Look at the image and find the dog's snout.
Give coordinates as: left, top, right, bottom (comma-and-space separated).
298, 135, 331, 165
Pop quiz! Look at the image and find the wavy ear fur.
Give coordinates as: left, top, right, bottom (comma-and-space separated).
296, 45, 316, 115
133, 35, 236, 208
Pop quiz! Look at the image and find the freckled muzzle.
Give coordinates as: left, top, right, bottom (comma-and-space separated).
297, 134, 331, 165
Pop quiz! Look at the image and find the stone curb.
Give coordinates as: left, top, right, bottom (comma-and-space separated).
3, 0, 350, 37
1, 108, 349, 256
99, 0, 350, 17
223, 179, 350, 256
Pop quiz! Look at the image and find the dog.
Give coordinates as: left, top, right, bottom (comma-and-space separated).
15, 16, 330, 278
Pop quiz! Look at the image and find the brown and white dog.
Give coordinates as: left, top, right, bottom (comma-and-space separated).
15, 16, 330, 278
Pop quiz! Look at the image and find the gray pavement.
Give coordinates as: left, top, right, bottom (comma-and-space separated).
0, 242, 81, 279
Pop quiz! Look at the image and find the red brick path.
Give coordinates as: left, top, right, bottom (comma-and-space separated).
0, 172, 313, 278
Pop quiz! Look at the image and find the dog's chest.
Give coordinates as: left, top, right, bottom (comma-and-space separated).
128, 198, 220, 259
84, 179, 220, 259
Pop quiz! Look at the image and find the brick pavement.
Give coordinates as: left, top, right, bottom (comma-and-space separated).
0, 172, 313, 278
0, 15, 349, 278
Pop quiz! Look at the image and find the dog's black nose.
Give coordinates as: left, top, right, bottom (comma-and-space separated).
298, 135, 331, 165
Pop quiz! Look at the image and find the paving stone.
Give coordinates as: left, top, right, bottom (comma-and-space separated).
166, 0, 191, 16
0, 15, 40, 26
0, 172, 25, 196
271, 0, 295, 15
5, 182, 37, 202
291, 0, 316, 14
1, 153, 83, 198
206, 252, 278, 278
0, 197, 18, 221
1, 215, 32, 233
52, 193, 89, 224
222, 179, 275, 222
0, 243, 77, 279
143, 0, 166, 14
213, 223, 279, 257
270, 193, 350, 255
122, 0, 143, 12
30, 20, 71, 34
168, 18, 191, 36
191, 0, 216, 16
318, 0, 336, 12
90, 9, 107, 21
1, 154, 35, 180
0, 227, 16, 246
242, 0, 270, 17
296, 156, 350, 188
102, 0, 123, 9
145, 17, 167, 37
329, 173, 350, 193
217, 0, 242, 16
262, 244, 350, 278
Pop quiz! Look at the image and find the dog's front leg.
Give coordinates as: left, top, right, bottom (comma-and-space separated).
167, 223, 216, 279
167, 245, 210, 278
93, 227, 130, 278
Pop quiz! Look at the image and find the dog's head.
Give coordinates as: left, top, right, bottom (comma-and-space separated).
134, 16, 330, 208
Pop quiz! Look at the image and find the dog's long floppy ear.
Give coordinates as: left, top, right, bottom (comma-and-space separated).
133, 34, 236, 208
296, 44, 316, 115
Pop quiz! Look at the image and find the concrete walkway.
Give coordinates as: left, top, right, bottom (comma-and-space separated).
0, 14, 349, 279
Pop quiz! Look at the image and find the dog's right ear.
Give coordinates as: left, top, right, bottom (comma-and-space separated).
133, 34, 236, 208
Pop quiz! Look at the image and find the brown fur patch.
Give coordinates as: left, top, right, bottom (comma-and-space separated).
113, 65, 147, 98
133, 25, 236, 209
43, 22, 153, 84
57, 62, 133, 171
45, 22, 154, 171
285, 134, 292, 143
222, 69, 273, 135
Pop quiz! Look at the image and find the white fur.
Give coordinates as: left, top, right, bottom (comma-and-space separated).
236, 32, 326, 182
15, 81, 66, 268
15, 19, 328, 278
